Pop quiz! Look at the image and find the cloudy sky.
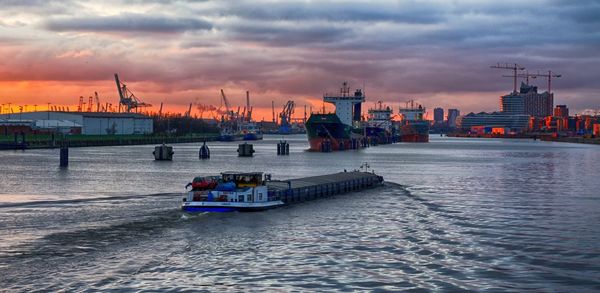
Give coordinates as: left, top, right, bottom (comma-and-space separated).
0, 0, 598, 119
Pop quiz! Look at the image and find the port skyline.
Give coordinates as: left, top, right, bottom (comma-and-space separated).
1, 1, 599, 118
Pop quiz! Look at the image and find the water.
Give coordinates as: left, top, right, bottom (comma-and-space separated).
1, 135, 599, 291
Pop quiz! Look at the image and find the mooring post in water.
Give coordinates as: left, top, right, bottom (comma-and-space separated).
238, 143, 254, 157
199, 141, 210, 159
154, 143, 174, 160
60, 141, 69, 167
21, 132, 26, 150
277, 140, 289, 155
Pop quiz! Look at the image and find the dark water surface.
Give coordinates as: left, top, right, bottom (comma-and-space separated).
1, 135, 599, 291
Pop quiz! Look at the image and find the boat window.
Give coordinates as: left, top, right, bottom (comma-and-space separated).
238, 195, 244, 202
258, 193, 262, 201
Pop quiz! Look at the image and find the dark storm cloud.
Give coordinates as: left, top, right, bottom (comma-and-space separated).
45, 14, 212, 33
213, 1, 444, 24
227, 22, 352, 46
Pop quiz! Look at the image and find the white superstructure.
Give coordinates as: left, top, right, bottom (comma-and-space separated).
323, 82, 365, 126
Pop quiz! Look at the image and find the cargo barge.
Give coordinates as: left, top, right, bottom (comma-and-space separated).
182, 170, 384, 212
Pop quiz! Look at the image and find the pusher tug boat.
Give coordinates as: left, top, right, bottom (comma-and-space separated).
182, 172, 284, 212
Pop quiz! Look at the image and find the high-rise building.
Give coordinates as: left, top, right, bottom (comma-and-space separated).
433, 108, 444, 124
447, 109, 460, 127
500, 82, 553, 117
554, 105, 569, 118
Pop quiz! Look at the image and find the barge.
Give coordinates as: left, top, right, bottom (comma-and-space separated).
182, 170, 384, 212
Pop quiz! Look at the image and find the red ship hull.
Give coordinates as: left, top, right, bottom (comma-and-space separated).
308, 137, 354, 151
399, 134, 429, 143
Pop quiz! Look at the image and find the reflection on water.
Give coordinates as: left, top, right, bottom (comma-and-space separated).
1, 135, 599, 291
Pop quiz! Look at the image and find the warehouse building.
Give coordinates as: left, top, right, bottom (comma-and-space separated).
0, 112, 153, 135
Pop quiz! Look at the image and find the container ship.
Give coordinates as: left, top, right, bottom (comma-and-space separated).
305, 82, 365, 151
396, 100, 429, 142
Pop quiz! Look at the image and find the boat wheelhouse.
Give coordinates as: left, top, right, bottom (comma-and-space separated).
182, 172, 284, 212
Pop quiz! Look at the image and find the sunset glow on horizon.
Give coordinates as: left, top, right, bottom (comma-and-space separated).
1, 0, 599, 118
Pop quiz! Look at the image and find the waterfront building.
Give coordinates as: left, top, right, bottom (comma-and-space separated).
433, 108, 444, 124
0, 111, 153, 135
447, 109, 460, 127
456, 112, 530, 132
500, 94, 524, 114
500, 82, 553, 117
554, 105, 569, 118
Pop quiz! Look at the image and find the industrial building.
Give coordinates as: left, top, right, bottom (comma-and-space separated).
0, 111, 153, 135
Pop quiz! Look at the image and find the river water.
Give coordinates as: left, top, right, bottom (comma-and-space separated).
1, 135, 599, 292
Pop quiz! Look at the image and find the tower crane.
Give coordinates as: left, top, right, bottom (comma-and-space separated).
491, 63, 526, 93
502, 70, 538, 86
114, 73, 152, 113
531, 70, 561, 93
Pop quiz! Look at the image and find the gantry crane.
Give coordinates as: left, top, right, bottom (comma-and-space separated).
114, 73, 152, 112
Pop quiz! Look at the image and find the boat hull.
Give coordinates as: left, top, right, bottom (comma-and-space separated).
243, 133, 263, 141
217, 134, 245, 141
305, 113, 361, 151
182, 200, 285, 212
398, 122, 429, 143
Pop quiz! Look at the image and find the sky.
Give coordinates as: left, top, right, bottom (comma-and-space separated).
0, 0, 599, 119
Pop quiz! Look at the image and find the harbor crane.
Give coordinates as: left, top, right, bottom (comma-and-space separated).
219, 89, 234, 120
245, 91, 253, 122
114, 73, 152, 112
279, 100, 295, 134
87, 96, 93, 112
78, 96, 84, 112
94, 92, 101, 112
491, 63, 525, 93
185, 103, 193, 118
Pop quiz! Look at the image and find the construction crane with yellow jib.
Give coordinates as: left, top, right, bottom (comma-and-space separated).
114, 73, 152, 113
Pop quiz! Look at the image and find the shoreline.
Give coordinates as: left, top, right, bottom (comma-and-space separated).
0, 134, 220, 150
446, 133, 600, 145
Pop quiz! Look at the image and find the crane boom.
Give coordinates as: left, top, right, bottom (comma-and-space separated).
491, 63, 525, 93
220, 89, 231, 112
114, 73, 152, 112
